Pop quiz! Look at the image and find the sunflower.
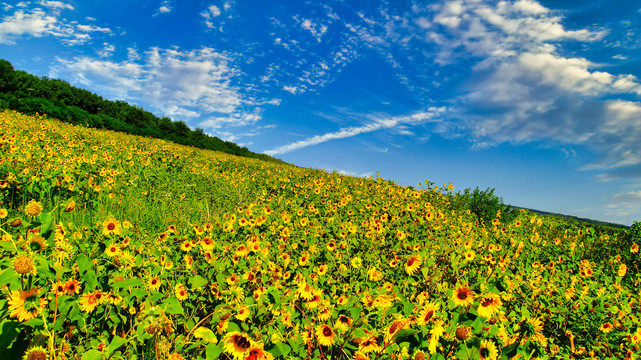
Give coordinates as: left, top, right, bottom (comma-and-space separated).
236, 306, 250, 321
25, 200, 43, 217
415, 301, 440, 326
105, 243, 120, 257
384, 319, 408, 343
333, 314, 352, 332
351, 256, 362, 268
8, 287, 47, 322
13, 254, 35, 275
477, 293, 502, 319
359, 334, 382, 354
404, 255, 422, 276
102, 218, 121, 236
632, 243, 639, 254
600, 322, 614, 334
22, 345, 48, 360
246, 345, 274, 360
223, 332, 252, 360
175, 284, 188, 301
79, 292, 100, 313
317, 264, 328, 276
201, 237, 215, 250
0, 208, 8, 218
148, 276, 161, 291
51, 281, 66, 296
479, 339, 498, 360
64, 199, 75, 212
316, 324, 335, 346
64, 279, 80, 295
297, 282, 315, 301
452, 287, 475, 307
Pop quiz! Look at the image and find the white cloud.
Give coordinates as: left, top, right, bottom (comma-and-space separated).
299, 18, 328, 42
265, 109, 445, 156
0, 6, 110, 45
201, 5, 222, 28
158, 6, 171, 13
415, 0, 641, 175
38, 1, 73, 11
52, 47, 248, 116
97, 42, 115, 58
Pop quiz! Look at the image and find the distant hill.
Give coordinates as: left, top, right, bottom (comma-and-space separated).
0, 59, 283, 164
514, 206, 629, 230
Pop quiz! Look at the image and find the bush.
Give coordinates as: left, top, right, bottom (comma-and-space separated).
455, 186, 517, 224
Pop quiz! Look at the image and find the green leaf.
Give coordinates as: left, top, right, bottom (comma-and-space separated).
0, 241, 18, 253
161, 297, 184, 315
267, 342, 291, 358
189, 275, 208, 290
205, 343, 222, 360
81, 349, 103, 360
106, 335, 127, 357
0, 318, 21, 350
82, 269, 99, 290
0, 268, 20, 289
38, 212, 53, 235
112, 278, 143, 289
77, 255, 93, 275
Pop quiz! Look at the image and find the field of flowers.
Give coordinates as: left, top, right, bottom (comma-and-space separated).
1, 109, 640, 360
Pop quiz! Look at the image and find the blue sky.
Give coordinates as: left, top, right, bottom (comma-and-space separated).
2, 0, 641, 225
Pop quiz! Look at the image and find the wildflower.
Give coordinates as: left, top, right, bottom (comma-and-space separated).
105, 243, 120, 257
79, 292, 100, 313
632, 243, 639, 254
223, 332, 252, 360
236, 306, 250, 321
618, 264, 627, 277
384, 319, 408, 343
64, 279, 80, 295
477, 293, 502, 319
22, 345, 48, 360
452, 287, 475, 307
25, 200, 43, 217
148, 276, 161, 291
51, 281, 66, 296
246, 345, 274, 360
102, 218, 121, 236
335, 315, 352, 332
405, 255, 422, 276
600, 322, 614, 334
0, 208, 8, 218
415, 301, 439, 325
351, 256, 362, 268
175, 284, 188, 301
316, 324, 335, 346
64, 199, 75, 212
479, 339, 498, 360
455, 326, 470, 341
13, 254, 35, 275
8, 287, 47, 322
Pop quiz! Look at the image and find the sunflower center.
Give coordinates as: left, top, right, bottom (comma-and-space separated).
234, 335, 251, 349
457, 291, 468, 300
480, 348, 490, 358
107, 223, 115, 231
323, 327, 332, 337
481, 298, 493, 307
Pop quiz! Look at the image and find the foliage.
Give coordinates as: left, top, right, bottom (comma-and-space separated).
0, 110, 639, 360
453, 187, 518, 224
0, 59, 283, 164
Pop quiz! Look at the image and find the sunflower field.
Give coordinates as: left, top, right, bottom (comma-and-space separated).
1, 109, 640, 360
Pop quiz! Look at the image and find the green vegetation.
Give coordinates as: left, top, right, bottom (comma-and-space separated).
1, 111, 640, 360
0, 59, 282, 163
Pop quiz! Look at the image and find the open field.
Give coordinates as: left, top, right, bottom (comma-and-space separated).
1, 110, 640, 360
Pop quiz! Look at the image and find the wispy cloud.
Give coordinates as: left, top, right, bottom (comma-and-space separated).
0, 4, 110, 45
265, 108, 445, 156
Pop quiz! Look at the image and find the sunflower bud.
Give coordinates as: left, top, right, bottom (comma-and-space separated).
455, 326, 470, 341
13, 254, 34, 275
10, 218, 22, 227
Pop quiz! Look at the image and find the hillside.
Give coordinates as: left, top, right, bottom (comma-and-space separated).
0, 110, 640, 360
0, 59, 282, 164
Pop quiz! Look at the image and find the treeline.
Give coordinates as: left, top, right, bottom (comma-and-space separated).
0, 59, 283, 163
